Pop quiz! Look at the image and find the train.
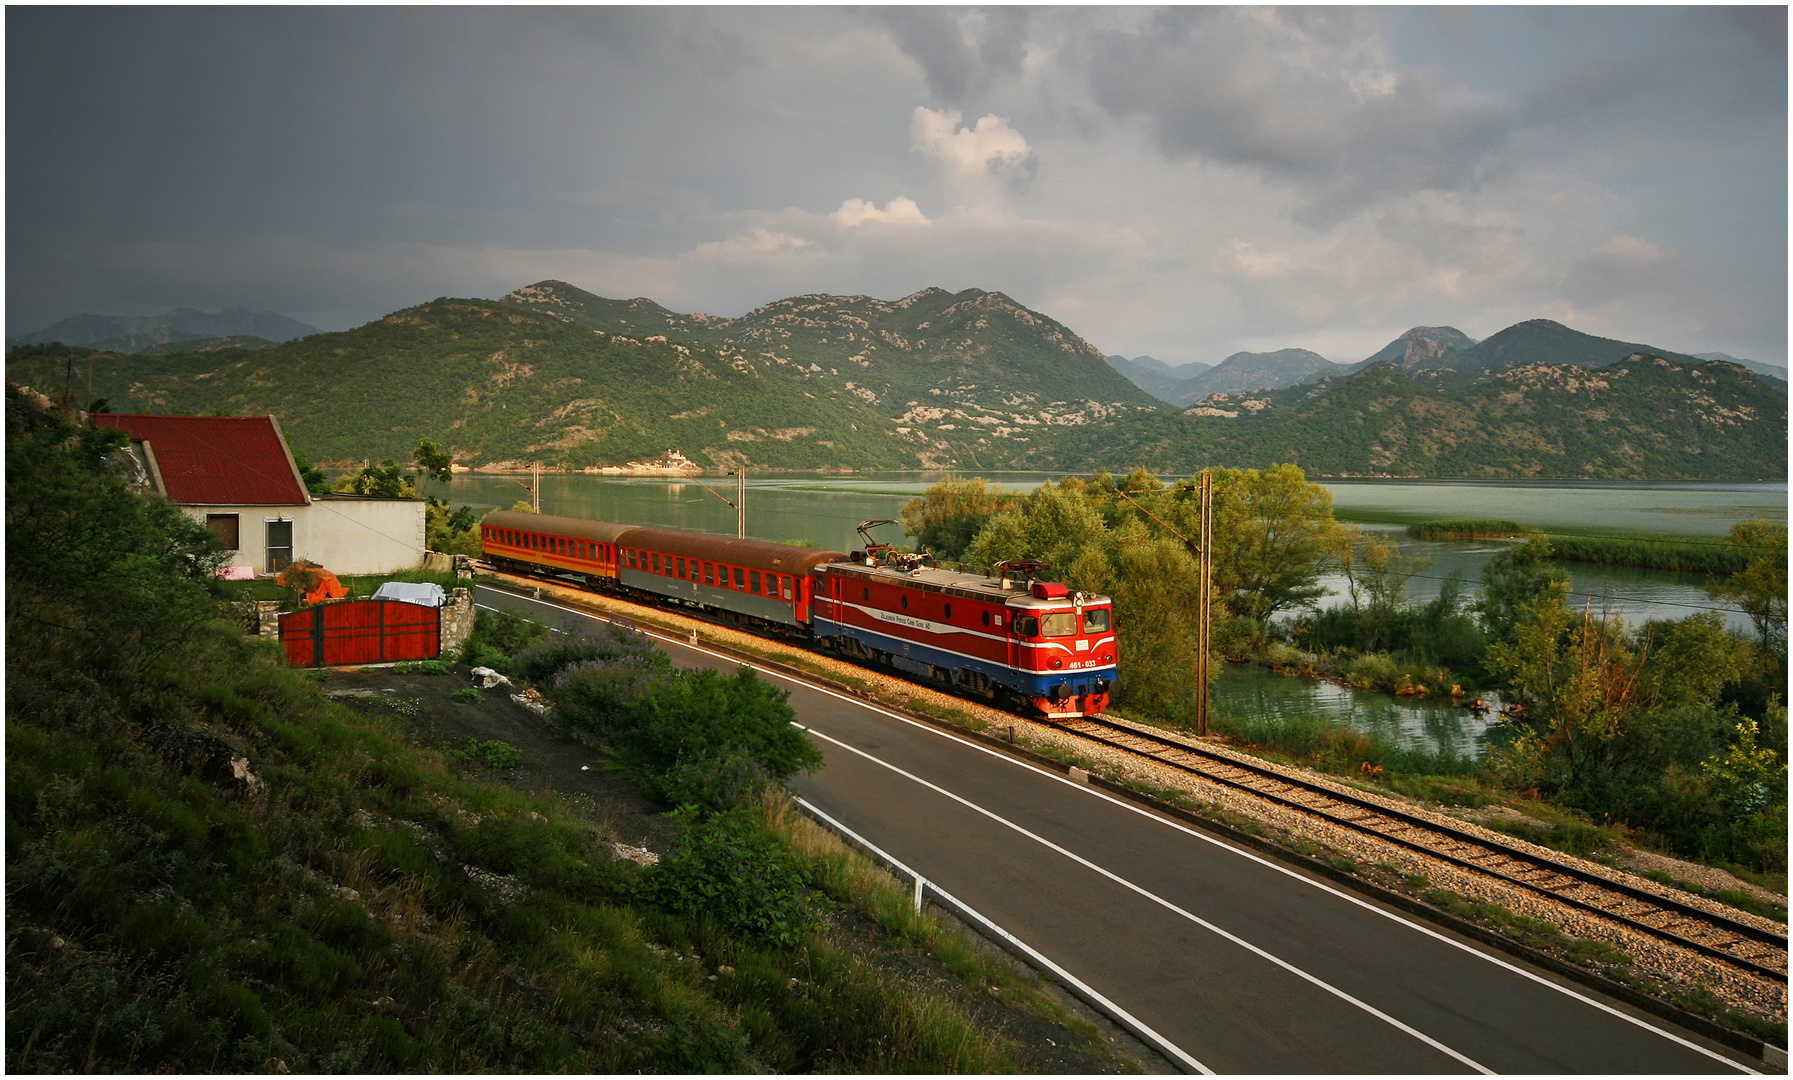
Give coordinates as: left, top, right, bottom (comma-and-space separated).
478, 510, 1117, 718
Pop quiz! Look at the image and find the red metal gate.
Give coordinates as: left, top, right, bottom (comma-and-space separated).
278, 599, 441, 667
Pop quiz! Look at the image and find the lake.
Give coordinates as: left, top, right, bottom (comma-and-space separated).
444, 472, 1778, 633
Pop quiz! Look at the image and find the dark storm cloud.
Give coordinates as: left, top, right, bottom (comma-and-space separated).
872, 7, 1031, 103
1077, 8, 1513, 223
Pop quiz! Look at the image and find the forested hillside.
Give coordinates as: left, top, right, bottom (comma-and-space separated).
1052, 356, 1787, 479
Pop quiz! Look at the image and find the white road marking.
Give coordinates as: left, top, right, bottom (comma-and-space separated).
477, 585, 1763, 1074
800, 723, 1494, 1074
795, 797, 1215, 1075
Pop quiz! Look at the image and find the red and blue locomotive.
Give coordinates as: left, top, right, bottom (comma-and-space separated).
479, 511, 1116, 718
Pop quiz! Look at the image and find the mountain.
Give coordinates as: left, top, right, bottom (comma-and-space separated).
1106, 354, 1210, 405
504, 281, 1163, 418
10, 289, 1779, 479
1110, 348, 1344, 407
1182, 348, 1345, 399
1405, 319, 1708, 376
1349, 326, 1478, 373
1045, 353, 1787, 480
8, 307, 319, 353
1694, 352, 1787, 390
6, 285, 1162, 471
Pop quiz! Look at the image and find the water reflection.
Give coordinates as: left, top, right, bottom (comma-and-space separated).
1211, 664, 1503, 760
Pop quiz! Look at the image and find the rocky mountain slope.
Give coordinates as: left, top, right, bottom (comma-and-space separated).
1347, 326, 1479, 373
5, 285, 1163, 471
503, 280, 1162, 419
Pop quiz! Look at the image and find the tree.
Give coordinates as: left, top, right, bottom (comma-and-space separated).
1709, 520, 1787, 657
412, 438, 453, 497
1205, 465, 1336, 622
290, 449, 330, 495
333, 459, 415, 497
899, 476, 1016, 562
1477, 537, 1570, 646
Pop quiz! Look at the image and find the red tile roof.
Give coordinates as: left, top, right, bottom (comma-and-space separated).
94, 414, 309, 506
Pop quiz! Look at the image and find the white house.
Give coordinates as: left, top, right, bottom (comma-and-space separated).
94, 413, 426, 576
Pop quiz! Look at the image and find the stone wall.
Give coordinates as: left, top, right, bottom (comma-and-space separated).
440, 587, 475, 654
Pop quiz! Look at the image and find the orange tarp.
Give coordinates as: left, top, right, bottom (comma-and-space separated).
278, 564, 348, 604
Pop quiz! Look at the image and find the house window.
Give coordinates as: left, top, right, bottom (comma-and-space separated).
206, 513, 240, 550
265, 519, 293, 572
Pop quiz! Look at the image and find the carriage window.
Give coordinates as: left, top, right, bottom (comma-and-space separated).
1041, 612, 1077, 637
676, 557, 686, 578
750, 571, 761, 593
782, 578, 793, 600
1083, 608, 1110, 633
705, 563, 716, 585
651, 553, 661, 573
900, 595, 908, 610
943, 603, 953, 619
981, 611, 990, 627
733, 567, 744, 588
863, 587, 870, 602
1014, 615, 1039, 637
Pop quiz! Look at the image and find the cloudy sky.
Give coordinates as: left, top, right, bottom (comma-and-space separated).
8, 6, 1786, 366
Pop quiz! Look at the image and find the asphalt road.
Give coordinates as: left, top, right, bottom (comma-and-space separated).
477, 584, 1764, 1074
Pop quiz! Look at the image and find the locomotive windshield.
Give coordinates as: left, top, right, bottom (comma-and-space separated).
1084, 608, 1111, 633
1041, 612, 1077, 637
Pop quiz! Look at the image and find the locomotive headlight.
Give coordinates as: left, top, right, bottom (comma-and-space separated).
1050, 659, 1062, 669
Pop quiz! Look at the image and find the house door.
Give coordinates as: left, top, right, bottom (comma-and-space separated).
265, 519, 293, 572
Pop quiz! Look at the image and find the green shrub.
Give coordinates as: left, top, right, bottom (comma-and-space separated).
1345, 653, 1400, 692
626, 667, 823, 783
451, 686, 482, 704
653, 748, 775, 813
645, 813, 821, 948
394, 659, 453, 675
442, 737, 522, 770
514, 621, 658, 685
550, 656, 672, 736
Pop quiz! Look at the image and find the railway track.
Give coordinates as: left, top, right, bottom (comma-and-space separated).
1057, 713, 1788, 984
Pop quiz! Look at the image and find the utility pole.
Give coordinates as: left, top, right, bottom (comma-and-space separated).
735, 468, 747, 538
1196, 470, 1213, 736
532, 462, 541, 513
